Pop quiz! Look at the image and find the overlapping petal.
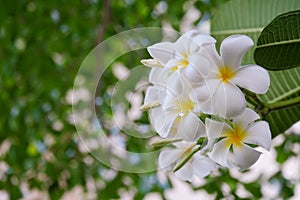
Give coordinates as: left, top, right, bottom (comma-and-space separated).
177, 112, 205, 141
148, 42, 175, 65
244, 121, 272, 150
205, 118, 231, 139
174, 162, 194, 181
233, 108, 260, 129
233, 143, 261, 170
144, 86, 166, 105
208, 139, 230, 167
149, 67, 171, 85
158, 149, 182, 169
182, 53, 212, 83
150, 108, 177, 138
212, 82, 246, 118
193, 155, 216, 178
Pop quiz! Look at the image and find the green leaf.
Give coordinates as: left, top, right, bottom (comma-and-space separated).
254, 10, 300, 70
211, 0, 300, 137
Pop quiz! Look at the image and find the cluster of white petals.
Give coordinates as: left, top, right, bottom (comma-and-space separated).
141, 30, 272, 181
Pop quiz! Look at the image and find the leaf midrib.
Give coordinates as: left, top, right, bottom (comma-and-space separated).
256, 38, 300, 48
211, 27, 264, 35
268, 85, 300, 103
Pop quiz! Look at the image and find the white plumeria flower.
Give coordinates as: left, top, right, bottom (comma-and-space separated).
145, 30, 215, 85
144, 74, 205, 141
158, 141, 216, 181
194, 34, 270, 117
206, 108, 272, 170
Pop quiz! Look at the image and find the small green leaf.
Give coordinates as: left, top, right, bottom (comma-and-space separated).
254, 10, 300, 70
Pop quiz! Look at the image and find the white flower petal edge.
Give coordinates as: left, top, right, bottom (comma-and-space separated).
244, 121, 272, 150
175, 162, 194, 181
150, 108, 177, 138
148, 42, 174, 65
211, 82, 246, 118
233, 143, 261, 170
177, 112, 205, 141
182, 53, 212, 84
158, 149, 182, 170
208, 139, 231, 167
205, 118, 231, 140
149, 67, 171, 85
233, 108, 260, 129
220, 34, 254, 70
144, 86, 166, 105
232, 65, 270, 94
193, 154, 216, 178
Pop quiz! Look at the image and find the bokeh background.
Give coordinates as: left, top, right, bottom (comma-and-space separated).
1, 0, 300, 199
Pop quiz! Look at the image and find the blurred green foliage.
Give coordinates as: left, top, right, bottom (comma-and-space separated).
1, 0, 299, 199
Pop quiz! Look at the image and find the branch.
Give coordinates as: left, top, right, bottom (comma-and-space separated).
96, 0, 110, 44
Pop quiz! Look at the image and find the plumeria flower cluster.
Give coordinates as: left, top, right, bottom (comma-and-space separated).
141, 30, 272, 181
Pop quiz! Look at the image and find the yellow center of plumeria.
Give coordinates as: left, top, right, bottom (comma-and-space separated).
218, 66, 235, 83
177, 98, 194, 116
223, 124, 247, 148
171, 54, 189, 72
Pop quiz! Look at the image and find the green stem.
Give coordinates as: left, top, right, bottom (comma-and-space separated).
266, 96, 300, 111
243, 89, 265, 108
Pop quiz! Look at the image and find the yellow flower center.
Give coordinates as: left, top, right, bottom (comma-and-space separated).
218, 66, 235, 83
171, 66, 179, 72
177, 98, 194, 116
171, 54, 189, 72
223, 124, 247, 148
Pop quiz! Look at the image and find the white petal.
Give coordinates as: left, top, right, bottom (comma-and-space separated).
180, 31, 216, 53
231, 65, 270, 94
201, 43, 222, 68
213, 83, 246, 118
208, 139, 230, 167
149, 67, 171, 85
193, 154, 216, 178
177, 112, 206, 141
148, 42, 175, 65
151, 108, 177, 138
144, 86, 166, 105
162, 93, 178, 111
158, 149, 182, 169
174, 161, 193, 181
165, 73, 190, 96
244, 121, 272, 150
192, 33, 216, 47
193, 79, 220, 102
233, 108, 260, 130
165, 58, 182, 70
174, 30, 215, 56
182, 53, 211, 83
233, 143, 261, 170
205, 118, 232, 139
220, 35, 254, 69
